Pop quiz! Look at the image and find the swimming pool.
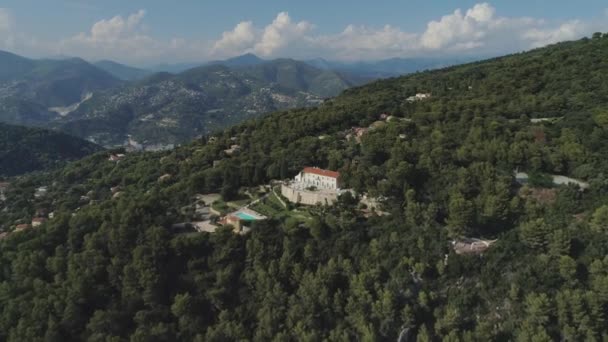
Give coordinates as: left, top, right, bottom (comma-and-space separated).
235, 212, 259, 220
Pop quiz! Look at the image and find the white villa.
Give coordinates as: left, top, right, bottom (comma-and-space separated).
406, 93, 431, 102
282, 167, 342, 206
294, 167, 340, 190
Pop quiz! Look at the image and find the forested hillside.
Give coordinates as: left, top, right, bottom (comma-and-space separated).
94, 60, 153, 81
1, 35, 608, 341
0, 123, 102, 176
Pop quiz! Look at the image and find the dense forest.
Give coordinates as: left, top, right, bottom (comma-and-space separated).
1, 34, 608, 340
0, 123, 102, 176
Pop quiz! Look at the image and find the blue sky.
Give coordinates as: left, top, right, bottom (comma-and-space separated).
1, 1, 607, 65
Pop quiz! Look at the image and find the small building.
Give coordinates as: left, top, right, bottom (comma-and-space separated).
282, 167, 343, 206
34, 186, 48, 199
406, 93, 431, 102
294, 167, 340, 190
224, 145, 241, 155
32, 217, 47, 227
219, 208, 266, 234
0, 182, 8, 201
452, 238, 496, 255
108, 154, 126, 162
15, 224, 31, 232
158, 174, 172, 182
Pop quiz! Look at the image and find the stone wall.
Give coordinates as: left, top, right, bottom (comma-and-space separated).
281, 184, 339, 206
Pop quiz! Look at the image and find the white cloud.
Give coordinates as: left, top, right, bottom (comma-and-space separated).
211, 21, 256, 57
0, 8, 12, 32
311, 24, 419, 60
0, 8, 15, 48
253, 12, 313, 56
523, 20, 587, 47
58, 10, 166, 60
2, 4, 608, 63
420, 3, 493, 50
207, 3, 608, 61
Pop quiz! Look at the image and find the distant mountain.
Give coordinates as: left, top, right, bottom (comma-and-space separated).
0, 50, 36, 81
0, 51, 122, 126
57, 59, 360, 146
1, 50, 478, 150
235, 58, 365, 98
208, 53, 265, 67
94, 60, 152, 81
148, 62, 204, 74
149, 54, 266, 73
307, 56, 480, 78
0, 122, 102, 176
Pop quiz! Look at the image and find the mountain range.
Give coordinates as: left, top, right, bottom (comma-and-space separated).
57, 59, 364, 146
93, 60, 153, 81
0, 50, 477, 148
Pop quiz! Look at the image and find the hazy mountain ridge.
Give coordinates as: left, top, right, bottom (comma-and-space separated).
0, 50, 478, 148
94, 60, 153, 81
0, 53, 122, 126
306, 56, 479, 78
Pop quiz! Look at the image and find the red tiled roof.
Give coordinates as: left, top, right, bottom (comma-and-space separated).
302, 167, 340, 179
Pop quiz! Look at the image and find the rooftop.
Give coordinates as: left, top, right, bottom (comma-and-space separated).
302, 167, 340, 179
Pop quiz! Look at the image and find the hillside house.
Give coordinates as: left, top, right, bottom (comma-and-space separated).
158, 174, 172, 182
294, 167, 340, 190
452, 238, 496, 255
282, 167, 343, 206
219, 208, 266, 234
32, 217, 48, 227
15, 224, 30, 232
34, 186, 48, 199
108, 154, 126, 162
224, 144, 241, 155
0, 182, 8, 201
406, 93, 431, 102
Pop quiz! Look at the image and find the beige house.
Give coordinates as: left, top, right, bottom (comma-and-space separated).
282, 167, 343, 206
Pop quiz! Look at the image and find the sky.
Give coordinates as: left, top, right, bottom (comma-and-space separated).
1, 0, 607, 66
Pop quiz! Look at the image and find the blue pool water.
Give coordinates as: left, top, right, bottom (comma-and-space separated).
235, 212, 258, 220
